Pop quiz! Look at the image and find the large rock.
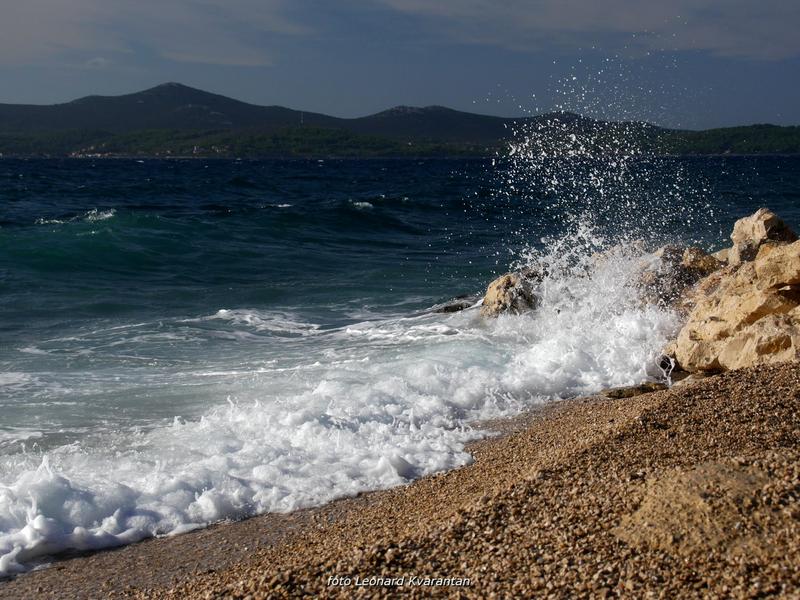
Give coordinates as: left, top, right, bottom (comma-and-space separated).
754, 240, 800, 289
481, 272, 538, 317
638, 245, 721, 307
729, 208, 797, 265
672, 235, 800, 372
717, 312, 800, 371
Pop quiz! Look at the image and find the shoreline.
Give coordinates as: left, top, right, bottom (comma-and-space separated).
2, 153, 799, 161
3, 362, 798, 598
0, 402, 555, 598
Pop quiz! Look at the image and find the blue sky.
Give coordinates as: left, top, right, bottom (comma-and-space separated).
2, 0, 799, 128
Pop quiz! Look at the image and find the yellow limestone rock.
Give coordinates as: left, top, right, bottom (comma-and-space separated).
717, 312, 800, 371
681, 247, 721, 276
712, 247, 732, 264
672, 227, 800, 372
729, 207, 797, 265
480, 272, 538, 317
754, 240, 800, 290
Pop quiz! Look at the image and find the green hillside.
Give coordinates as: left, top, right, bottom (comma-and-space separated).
0, 84, 798, 158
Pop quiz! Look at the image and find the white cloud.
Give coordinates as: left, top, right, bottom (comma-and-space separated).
1, 0, 797, 70
84, 57, 112, 69
375, 0, 800, 60
0, 0, 307, 67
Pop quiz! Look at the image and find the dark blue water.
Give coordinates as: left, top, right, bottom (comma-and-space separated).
3, 156, 798, 324
0, 155, 798, 574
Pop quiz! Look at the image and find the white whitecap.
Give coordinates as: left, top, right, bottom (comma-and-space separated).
350, 201, 374, 210
83, 209, 116, 222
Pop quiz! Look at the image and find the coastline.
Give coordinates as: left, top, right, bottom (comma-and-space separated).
1, 152, 799, 161
3, 362, 798, 598
0, 404, 552, 599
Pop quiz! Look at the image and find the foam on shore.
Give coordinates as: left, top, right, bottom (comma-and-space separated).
0, 237, 679, 574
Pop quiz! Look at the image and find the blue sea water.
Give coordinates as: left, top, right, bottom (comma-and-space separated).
0, 156, 798, 573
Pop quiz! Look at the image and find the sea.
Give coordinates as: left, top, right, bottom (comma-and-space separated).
1, 155, 799, 574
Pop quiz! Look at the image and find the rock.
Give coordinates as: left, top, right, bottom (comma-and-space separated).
681, 247, 721, 276
432, 294, 480, 314
754, 240, 800, 289
638, 245, 721, 307
671, 221, 800, 372
729, 208, 797, 265
712, 247, 732, 263
601, 382, 668, 399
717, 312, 800, 371
480, 272, 538, 317
670, 372, 713, 388
655, 244, 684, 263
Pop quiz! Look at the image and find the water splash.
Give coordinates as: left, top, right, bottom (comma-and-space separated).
489, 54, 716, 253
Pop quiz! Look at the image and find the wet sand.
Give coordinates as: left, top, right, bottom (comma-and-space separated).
3, 362, 799, 599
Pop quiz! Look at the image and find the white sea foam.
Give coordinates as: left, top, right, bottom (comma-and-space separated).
201, 309, 322, 336
34, 209, 116, 226
350, 201, 374, 210
83, 209, 116, 222
0, 235, 680, 575
0, 373, 34, 387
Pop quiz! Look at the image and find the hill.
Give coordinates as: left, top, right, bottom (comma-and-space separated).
0, 83, 339, 133
0, 83, 797, 157
0, 83, 525, 144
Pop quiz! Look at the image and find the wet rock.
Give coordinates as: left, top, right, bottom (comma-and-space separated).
670, 372, 713, 388
481, 272, 539, 317
432, 294, 480, 314
729, 207, 797, 265
601, 382, 668, 399
638, 245, 721, 307
681, 247, 721, 276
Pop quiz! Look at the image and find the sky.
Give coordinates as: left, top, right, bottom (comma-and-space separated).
1, 0, 799, 129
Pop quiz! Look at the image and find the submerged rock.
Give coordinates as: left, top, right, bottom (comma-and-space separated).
432, 294, 480, 314
480, 271, 539, 317
669, 211, 800, 372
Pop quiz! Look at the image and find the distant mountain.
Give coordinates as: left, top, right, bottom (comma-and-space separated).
0, 83, 797, 157
348, 106, 516, 142
0, 83, 340, 133
348, 105, 608, 143
0, 82, 574, 144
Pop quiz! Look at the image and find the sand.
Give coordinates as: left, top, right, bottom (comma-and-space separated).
2, 362, 799, 599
